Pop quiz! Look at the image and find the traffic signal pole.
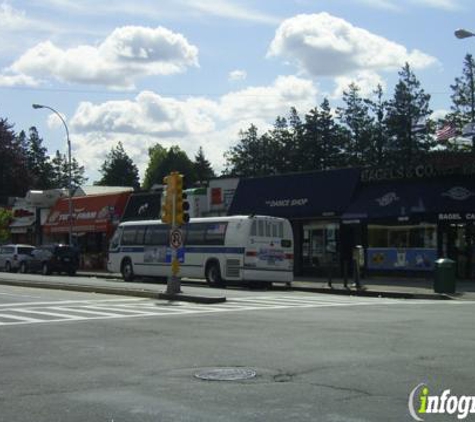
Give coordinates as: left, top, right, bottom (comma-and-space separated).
162, 171, 189, 296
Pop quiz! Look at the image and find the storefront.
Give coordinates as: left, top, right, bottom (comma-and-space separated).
228, 168, 361, 276
343, 174, 475, 278
43, 192, 130, 269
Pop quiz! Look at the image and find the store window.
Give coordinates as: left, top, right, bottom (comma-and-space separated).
302, 221, 339, 271
368, 225, 436, 248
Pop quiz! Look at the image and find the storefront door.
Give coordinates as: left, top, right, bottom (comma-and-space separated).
302, 222, 339, 276
440, 223, 475, 279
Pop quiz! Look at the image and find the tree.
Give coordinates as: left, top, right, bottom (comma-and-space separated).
142, 144, 168, 190
0, 117, 30, 198
364, 84, 390, 165
337, 83, 375, 166
450, 53, 475, 152
25, 127, 54, 190
194, 147, 215, 183
95, 142, 140, 189
385, 63, 434, 166
51, 150, 87, 190
143, 144, 196, 189
0, 207, 12, 243
224, 124, 271, 177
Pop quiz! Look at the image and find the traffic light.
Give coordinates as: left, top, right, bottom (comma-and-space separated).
161, 173, 177, 224
175, 175, 190, 226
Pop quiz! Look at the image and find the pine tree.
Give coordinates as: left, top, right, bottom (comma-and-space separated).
337, 83, 375, 166
450, 53, 475, 152
364, 84, 389, 165
95, 142, 140, 189
385, 63, 434, 166
25, 127, 54, 189
194, 147, 215, 183
0, 118, 30, 198
224, 124, 269, 177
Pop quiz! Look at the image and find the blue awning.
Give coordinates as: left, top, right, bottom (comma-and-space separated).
228, 168, 361, 219
342, 177, 475, 222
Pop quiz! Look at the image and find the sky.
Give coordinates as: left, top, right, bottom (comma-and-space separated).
1, 0, 475, 184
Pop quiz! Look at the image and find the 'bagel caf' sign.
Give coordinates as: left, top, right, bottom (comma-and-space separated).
438, 213, 475, 221
362, 163, 475, 182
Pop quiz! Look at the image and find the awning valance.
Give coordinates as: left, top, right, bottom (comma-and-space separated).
228, 168, 361, 219
43, 192, 131, 234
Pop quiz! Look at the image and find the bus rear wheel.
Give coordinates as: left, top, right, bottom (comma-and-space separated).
205, 262, 224, 287
121, 259, 134, 282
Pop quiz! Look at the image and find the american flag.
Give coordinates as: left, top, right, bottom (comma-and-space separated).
436, 123, 457, 141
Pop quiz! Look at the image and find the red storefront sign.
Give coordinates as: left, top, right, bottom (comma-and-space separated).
43, 192, 130, 234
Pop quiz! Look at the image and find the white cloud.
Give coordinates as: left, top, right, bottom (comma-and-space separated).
228, 69, 247, 82
331, 71, 387, 99
267, 13, 437, 77
182, 0, 279, 24
68, 75, 318, 180
0, 73, 39, 87
0, 2, 30, 31
9, 26, 199, 89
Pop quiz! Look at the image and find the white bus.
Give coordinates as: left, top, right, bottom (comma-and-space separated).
107, 215, 294, 286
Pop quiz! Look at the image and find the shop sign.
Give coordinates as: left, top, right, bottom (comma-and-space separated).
361, 163, 475, 183
265, 198, 309, 208
367, 247, 437, 271
438, 213, 475, 221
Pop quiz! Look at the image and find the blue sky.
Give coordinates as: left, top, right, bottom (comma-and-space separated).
1, 0, 474, 183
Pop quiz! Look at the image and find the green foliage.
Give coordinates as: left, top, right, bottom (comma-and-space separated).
95, 142, 140, 189
0, 118, 30, 197
0, 207, 12, 243
194, 147, 215, 182
142, 144, 196, 189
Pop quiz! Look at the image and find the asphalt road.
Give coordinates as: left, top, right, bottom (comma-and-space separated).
0, 284, 474, 422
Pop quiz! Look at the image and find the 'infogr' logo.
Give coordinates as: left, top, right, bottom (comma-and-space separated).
408, 383, 475, 420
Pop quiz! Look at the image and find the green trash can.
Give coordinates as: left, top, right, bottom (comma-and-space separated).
434, 258, 456, 294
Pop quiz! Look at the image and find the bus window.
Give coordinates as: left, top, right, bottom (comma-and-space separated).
121, 227, 138, 246
205, 223, 227, 245
186, 223, 207, 245
251, 221, 257, 236
144, 225, 168, 246
258, 220, 265, 237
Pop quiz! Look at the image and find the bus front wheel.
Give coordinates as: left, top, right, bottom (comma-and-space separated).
205, 262, 224, 287
121, 259, 134, 282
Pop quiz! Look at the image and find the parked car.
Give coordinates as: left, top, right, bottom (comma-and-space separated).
0, 244, 35, 273
28, 244, 79, 276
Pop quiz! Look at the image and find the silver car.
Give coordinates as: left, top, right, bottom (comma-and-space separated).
0, 244, 35, 273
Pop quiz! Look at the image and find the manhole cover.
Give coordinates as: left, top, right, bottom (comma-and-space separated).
194, 367, 257, 381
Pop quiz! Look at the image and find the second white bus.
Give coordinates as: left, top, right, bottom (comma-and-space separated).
107, 215, 294, 286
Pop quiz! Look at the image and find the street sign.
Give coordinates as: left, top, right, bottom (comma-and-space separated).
170, 228, 183, 249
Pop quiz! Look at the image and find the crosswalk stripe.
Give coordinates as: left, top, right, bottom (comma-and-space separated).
13, 308, 83, 320
0, 312, 41, 323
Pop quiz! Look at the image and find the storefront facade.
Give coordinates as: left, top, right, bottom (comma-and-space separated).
228, 169, 361, 276
43, 192, 130, 269
343, 163, 475, 279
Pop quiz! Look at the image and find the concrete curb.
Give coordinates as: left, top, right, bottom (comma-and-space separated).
0, 278, 227, 303
0, 278, 160, 299
291, 285, 453, 300
158, 293, 227, 304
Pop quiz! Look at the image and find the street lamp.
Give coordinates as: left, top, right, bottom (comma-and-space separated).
32, 104, 74, 246
455, 28, 475, 39
454, 29, 475, 153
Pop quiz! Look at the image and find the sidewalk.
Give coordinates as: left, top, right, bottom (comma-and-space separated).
1, 270, 474, 302
76, 271, 475, 301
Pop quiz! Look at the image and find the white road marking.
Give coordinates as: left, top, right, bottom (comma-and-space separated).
0, 295, 471, 327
